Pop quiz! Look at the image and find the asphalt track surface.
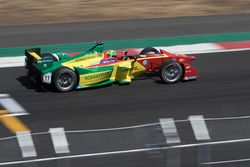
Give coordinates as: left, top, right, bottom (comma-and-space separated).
1, 14, 250, 166
1, 14, 250, 47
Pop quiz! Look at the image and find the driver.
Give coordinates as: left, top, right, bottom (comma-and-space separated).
106, 50, 117, 58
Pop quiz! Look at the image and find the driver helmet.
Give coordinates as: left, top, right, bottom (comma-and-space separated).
107, 50, 117, 57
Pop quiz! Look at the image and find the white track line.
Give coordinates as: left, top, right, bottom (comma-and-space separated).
205, 115, 250, 121
189, 115, 210, 141
186, 48, 250, 55
0, 56, 25, 68
155, 43, 223, 54
1, 137, 250, 166
49, 127, 70, 154
66, 122, 159, 133
0, 94, 10, 98
201, 158, 250, 165
16, 131, 37, 158
168, 48, 250, 55
159, 118, 181, 144
0, 94, 28, 116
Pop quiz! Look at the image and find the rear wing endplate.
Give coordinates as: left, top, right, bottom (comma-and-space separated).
25, 48, 42, 61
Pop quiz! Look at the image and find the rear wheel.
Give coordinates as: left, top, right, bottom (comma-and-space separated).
53, 68, 77, 92
140, 47, 160, 55
159, 61, 183, 83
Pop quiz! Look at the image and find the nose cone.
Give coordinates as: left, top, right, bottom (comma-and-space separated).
187, 55, 197, 61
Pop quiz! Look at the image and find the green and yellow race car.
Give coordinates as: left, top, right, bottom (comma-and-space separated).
25, 42, 198, 92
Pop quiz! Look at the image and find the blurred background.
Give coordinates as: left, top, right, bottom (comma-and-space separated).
1, 0, 250, 26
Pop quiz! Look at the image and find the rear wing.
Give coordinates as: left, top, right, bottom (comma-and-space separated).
25, 48, 42, 61
25, 48, 42, 71
25, 48, 58, 73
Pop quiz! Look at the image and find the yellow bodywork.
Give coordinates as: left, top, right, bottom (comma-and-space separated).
110, 60, 134, 83
76, 59, 147, 88
62, 52, 104, 70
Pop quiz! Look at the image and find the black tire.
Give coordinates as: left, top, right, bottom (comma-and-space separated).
140, 47, 160, 55
41, 53, 58, 61
53, 67, 77, 92
159, 61, 183, 84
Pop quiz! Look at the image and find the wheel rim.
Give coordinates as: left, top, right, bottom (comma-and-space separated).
57, 73, 74, 90
163, 64, 181, 82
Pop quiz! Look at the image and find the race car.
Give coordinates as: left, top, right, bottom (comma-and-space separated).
25, 42, 198, 92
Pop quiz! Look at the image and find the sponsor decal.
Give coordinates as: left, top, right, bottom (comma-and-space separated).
100, 59, 116, 64
80, 70, 112, 85
84, 71, 111, 80
38, 59, 53, 63
187, 76, 197, 80
75, 54, 99, 62
142, 60, 148, 66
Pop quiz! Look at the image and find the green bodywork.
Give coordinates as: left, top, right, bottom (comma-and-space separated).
26, 43, 137, 89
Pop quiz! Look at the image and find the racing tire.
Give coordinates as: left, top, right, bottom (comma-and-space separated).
159, 61, 183, 84
140, 47, 160, 55
53, 67, 77, 92
41, 53, 58, 61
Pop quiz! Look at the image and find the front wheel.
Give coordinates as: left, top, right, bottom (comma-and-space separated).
53, 68, 77, 92
159, 61, 183, 83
